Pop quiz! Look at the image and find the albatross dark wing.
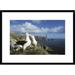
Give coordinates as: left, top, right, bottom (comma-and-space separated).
16, 41, 27, 45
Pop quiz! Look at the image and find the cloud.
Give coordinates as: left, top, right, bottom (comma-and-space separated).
40, 26, 64, 32
10, 22, 41, 33
48, 26, 64, 32
10, 22, 64, 33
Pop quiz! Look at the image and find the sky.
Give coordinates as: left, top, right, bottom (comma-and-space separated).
10, 20, 65, 39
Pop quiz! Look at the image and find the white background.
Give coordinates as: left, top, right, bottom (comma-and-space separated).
0, 0, 75, 75
2, 12, 73, 63
0, 0, 75, 10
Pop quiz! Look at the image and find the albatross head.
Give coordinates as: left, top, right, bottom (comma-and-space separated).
26, 32, 29, 36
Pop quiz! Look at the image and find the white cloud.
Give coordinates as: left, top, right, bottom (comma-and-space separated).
23, 22, 41, 32
49, 26, 64, 32
10, 22, 64, 33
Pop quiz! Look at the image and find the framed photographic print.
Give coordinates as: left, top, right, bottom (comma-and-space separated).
0, 10, 74, 64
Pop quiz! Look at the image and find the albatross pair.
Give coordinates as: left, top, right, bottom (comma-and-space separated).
10, 32, 37, 51
23, 32, 37, 50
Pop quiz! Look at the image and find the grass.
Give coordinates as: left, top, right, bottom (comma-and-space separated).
10, 44, 53, 55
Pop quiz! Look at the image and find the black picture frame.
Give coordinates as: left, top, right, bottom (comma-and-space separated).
0, 10, 74, 65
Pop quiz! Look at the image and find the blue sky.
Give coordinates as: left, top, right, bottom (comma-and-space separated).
10, 20, 65, 39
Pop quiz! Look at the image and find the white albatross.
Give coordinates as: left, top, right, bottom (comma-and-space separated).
10, 37, 23, 51
30, 34, 37, 47
15, 45, 23, 51
23, 32, 31, 50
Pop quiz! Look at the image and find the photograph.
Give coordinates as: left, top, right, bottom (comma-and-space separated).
10, 20, 65, 55
2, 11, 73, 63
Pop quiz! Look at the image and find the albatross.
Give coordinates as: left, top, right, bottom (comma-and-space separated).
30, 34, 37, 47
23, 32, 31, 50
10, 37, 23, 51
